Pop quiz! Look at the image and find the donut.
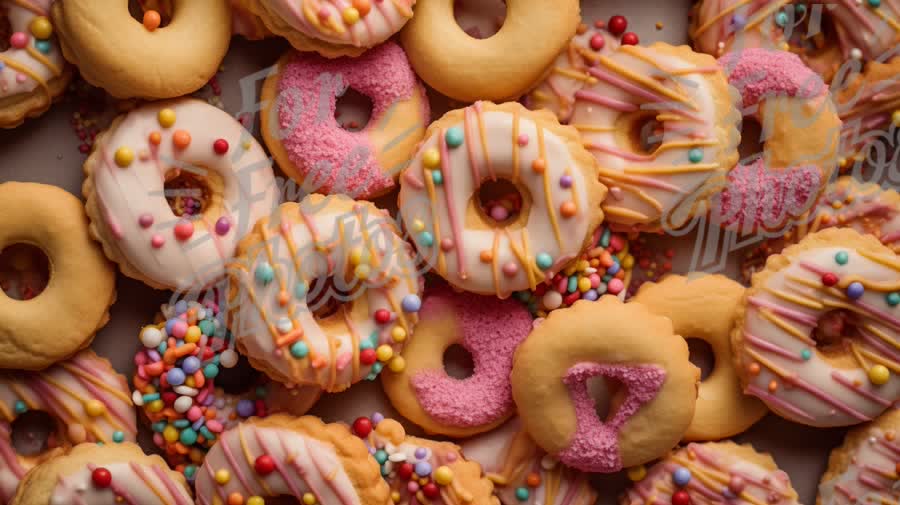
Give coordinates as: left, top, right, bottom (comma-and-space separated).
132, 299, 321, 478
524, 19, 622, 123
83, 98, 279, 292
230, 0, 271, 39
690, 0, 900, 82
194, 415, 390, 505
351, 414, 498, 505
460, 417, 598, 505
741, 176, 900, 283
397, 101, 606, 297
621, 442, 800, 505
818, 409, 900, 505
711, 48, 842, 233
260, 43, 429, 199
733, 227, 900, 427
566, 43, 741, 232
227, 194, 422, 391
247, 0, 415, 57
514, 224, 634, 318
0, 350, 137, 502
0, 182, 116, 370
381, 284, 532, 438
399, 0, 581, 102
10, 442, 193, 505
50, 0, 231, 99
632, 274, 768, 441
511, 296, 700, 473
0, 0, 72, 128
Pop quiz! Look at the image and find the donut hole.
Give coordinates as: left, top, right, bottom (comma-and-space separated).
686, 338, 715, 381
0, 9, 10, 52
442, 344, 475, 379
11, 410, 57, 457
813, 309, 863, 363
164, 168, 212, 218
0, 244, 50, 301
619, 112, 664, 156
334, 88, 373, 132
305, 275, 364, 321
214, 354, 263, 396
780, 3, 839, 56
738, 117, 765, 162
453, 0, 507, 40
586, 377, 623, 421
128, 0, 174, 28
474, 178, 528, 227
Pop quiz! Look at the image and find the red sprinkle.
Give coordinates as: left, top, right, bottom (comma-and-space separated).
374, 309, 391, 324
213, 139, 229, 155
608, 15, 628, 35
822, 273, 838, 286
254, 455, 276, 475
621, 32, 639, 45
92, 468, 112, 488
174, 220, 194, 241
423, 483, 440, 498
352, 417, 372, 437
398, 462, 414, 480
590, 34, 605, 51
672, 490, 691, 505
360, 349, 377, 365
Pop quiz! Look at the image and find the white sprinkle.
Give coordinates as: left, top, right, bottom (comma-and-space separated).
220, 349, 239, 368
140, 327, 164, 348
174, 385, 199, 396
132, 390, 144, 406
389, 452, 407, 462
277, 317, 293, 334
174, 396, 193, 413
541, 455, 559, 470
851, 48, 863, 60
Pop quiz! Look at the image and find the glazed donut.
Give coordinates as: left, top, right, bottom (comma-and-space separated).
621, 442, 800, 505
566, 43, 741, 232
352, 415, 498, 505
511, 296, 700, 473
733, 227, 900, 427
83, 98, 279, 291
381, 284, 532, 438
260, 43, 429, 199
0, 350, 137, 502
711, 48, 841, 232
132, 299, 321, 478
690, 0, 900, 82
195, 415, 390, 505
398, 101, 606, 297
460, 417, 598, 505
632, 274, 768, 441
11, 442, 192, 505
818, 409, 900, 505
228, 194, 422, 391
0, 182, 116, 370
400, 0, 581, 102
741, 176, 900, 283
524, 20, 622, 123
247, 0, 414, 57
0, 0, 71, 128
50, 0, 230, 99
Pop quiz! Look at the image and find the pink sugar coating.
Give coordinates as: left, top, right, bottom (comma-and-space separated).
410, 285, 533, 428
719, 48, 827, 108
557, 362, 666, 473
276, 42, 429, 198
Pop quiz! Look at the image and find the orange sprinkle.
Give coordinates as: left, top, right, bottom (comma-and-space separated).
768, 380, 778, 392
895, 462, 900, 475
886, 431, 895, 441
576, 23, 588, 35
193, 370, 205, 389
352, 0, 371, 16
479, 250, 493, 263
144, 361, 164, 376
174, 342, 197, 358
227, 492, 245, 505
173, 130, 191, 149
143, 10, 161, 31
532, 158, 547, 173
278, 290, 290, 307
526, 473, 541, 487
748, 363, 761, 375
312, 357, 326, 369
560, 202, 577, 218
174, 442, 188, 454
149, 132, 162, 145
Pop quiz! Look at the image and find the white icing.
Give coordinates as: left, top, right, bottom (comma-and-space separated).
263, 0, 414, 48
818, 425, 900, 505
0, 0, 65, 99
51, 461, 192, 505
90, 99, 279, 290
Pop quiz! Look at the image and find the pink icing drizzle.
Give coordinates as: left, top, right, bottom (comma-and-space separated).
410, 286, 532, 428
556, 362, 666, 473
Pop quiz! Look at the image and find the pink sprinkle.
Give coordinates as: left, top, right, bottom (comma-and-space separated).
609, 235, 624, 252
186, 406, 202, 422
490, 205, 509, 221
152, 433, 164, 446
9, 32, 28, 49
607, 278, 624, 295
16, 74, 26, 84
206, 420, 224, 433
138, 214, 154, 228
407, 481, 419, 493
134, 353, 147, 366
502, 262, 519, 277
318, 7, 330, 20
517, 134, 529, 147
440, 238, 454, 252
174, 219, 194, 241
589, 273, 601, 288
137, 367, 148, 380
172, 321, 188, 339
151, 234, 165, 248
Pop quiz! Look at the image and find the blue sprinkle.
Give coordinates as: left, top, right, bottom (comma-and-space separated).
431, 171, 443, 185
112, 431, 124, 443
255, 262, 275, 285
152, 421, 168, 433
847, 281, 865, 300
401, 294, 422, 313
607, 262, 620, 275
419, 231, 434, 247
13, 401, 27, 415
173, 419, 190, 429
445, 127, 464, 148
800, 348, 812, 361
673, 467, 692, 486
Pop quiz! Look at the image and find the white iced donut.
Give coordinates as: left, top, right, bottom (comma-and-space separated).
83, 98, 279, 291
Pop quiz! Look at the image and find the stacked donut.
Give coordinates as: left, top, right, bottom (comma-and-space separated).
0, 1, 899, 504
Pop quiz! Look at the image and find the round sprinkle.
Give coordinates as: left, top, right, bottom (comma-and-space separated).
342, 6, 360, 24
254, 455, 276, 475
422, 148, 440, 169
847, 281, 865, 300
414, 461, 432, 477
303, 493, 317, 505
149, 132, 162, 145
374, 309, 392, 324
774, 11, 789, 27
869, 364, 890, 385
590, 34, 605, 51
151, 234, 165, 248
353, 0, 372, 16
515, 487, 530, 501
621, 32, 639, 45
9, 32, 27, 49
850, 48, 863, 60
167, 368, 186, 386
800, 348, 812, 361
835, 251, 849, 265
112, 431, 124, 443
532, 158, 547, 173
227, 493, 244, 505
401, 294, 422, 312
560, 202, 577, 218
892, 110, 900, 128
673, 467, 691, 487
29, 17, 53, 39
35, 40, 50, 53
143, 10, 162, 31
215, 469, 231, 484
173, 130, 192, 149
138, 214, 154, 228
688, 148, 704, 163
294, 282, 308, 299
92, 468, 112, 488
174, 219, 194, 241
352, 417, 372, 437
821, 273, 838, 286
559, 175, 573, 188
419, 231, 434, 247
215, 216, 232, 235
536, 253, 554, 270
887, 292, 900, 306
503, 262, 519, 277
255, 262, 274, 285
158, 109, 176, 128
236, 399, 255, 417
114, 147, 135, 168
376, 345, 393, 362
445, 127, 464, 148
391, 326, 407, 342
432, 170, 443, 185
517, 134, 529, 147
289, 341, 309, 359
219, 349, 239, 368
213, 139, 229, 155
140, 326, 164, 348
85, 400, 106, 417
13, 401, 27, 415
247, 497, 264, 505
869, 0, 882, 7
672, 490, 691, 505
389, 355, 406, 372
607, 15, 627, 35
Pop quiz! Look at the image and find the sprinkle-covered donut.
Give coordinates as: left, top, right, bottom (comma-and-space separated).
352, 415, 499, 505
228, 194, 422, 391
10, 442, 193, 505
50, 0, 231, 99
511, 296, 700, 473
525, 20, 622, 123
711, 48, 841, 232
742, 176, 900, 283
381, 284, 532, 438
633, 274, 768, 441
132, 299, 321, 478
398, 101, 606, 297
83, 98, 279, 291
0, 0, 71, 128
691, 0, 900, 83
566, 43, 741, 232
260, 43, 429, 199
818, 409, 900, 505
733, 227, 900, 427
460, 417, 598, 505
195, 415, 390, 505
621, 442, 800, 505
247, 0, 415, 57
0, 350, 136, 502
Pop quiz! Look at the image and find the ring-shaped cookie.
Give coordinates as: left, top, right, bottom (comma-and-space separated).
399, 0, 581, 102
50, 0, 231, 99
632, 274, 768, 441
0, 182, 116, 370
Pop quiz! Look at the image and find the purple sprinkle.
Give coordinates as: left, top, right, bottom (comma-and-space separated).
147, 350, 161, 362
371, 412, 385, 425
202, 396, 215, 407
583, 289, 599, 301
215, 216, 232, 236
414, 447, 427, 460
138, 213, 154, 228
236, 399, 255, 417
192, 418, 205, 431
732, 14, 747, 29
559, 175, 573, 189
414, 461, 432, 476
369, 446, 376, 455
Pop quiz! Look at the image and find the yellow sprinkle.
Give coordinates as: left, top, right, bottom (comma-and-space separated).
342, 7, 360, 24
148, 400, 164, 413
30, 16, 53, 39
655, 21, 664, 30
376, 345, 394, 362
303, 493, 317, 505
578, 277, 592, 293
422, 148, 441, 169
411, 219, 425, 232
185, 377, 195, 388
114, 147, 135, 168
434, 466, 454, 485
349, 247, 368, 266
354, 264, 371, 280
215, 469, 230, 485
391, 491, 401, 503
84, 400, 106, 417
185, 325, 202, 343
163, 426, 179, 443
388, 356, 406, 372
893, 110, 900, 128
869, 364, 890, 385
242, 140, 253, 150
627, 465, 647, 481
158, 108, 177, 128
391, 327, 407, 342
247, 497, 264, 505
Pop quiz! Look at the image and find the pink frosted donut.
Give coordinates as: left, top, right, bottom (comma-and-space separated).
710, 48, 842, 232
260, 42, 430, 199
381, 284, 533, 438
